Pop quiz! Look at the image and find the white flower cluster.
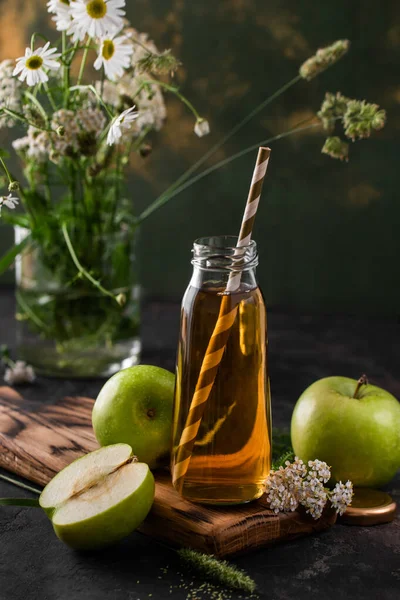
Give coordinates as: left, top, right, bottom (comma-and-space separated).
4, 361, 36, 385
265, 457, 354, 520
1, 0, 208, 172
298, 474, 328, 519
307, 459, 331, 483
330, 480, 354, 516
13, 107, 107, 164
0, 60, 22, 129
12, 127, 50, 162
265, 457, 306, 513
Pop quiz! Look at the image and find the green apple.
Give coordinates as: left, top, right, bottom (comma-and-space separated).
92, 365, 175, 469
40, 443, 154, 550
291, 376, 400, 487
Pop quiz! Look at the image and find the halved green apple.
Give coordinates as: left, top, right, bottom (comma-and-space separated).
40, 443, 155, 550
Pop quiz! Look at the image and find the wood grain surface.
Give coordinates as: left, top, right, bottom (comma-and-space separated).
0, 386, 337, 557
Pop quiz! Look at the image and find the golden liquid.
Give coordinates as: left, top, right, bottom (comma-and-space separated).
171, 283, 271, 504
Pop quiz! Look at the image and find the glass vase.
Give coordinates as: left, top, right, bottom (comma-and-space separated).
14, 225, 141, 378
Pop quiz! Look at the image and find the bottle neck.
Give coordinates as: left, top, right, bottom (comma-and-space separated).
190, 235, 259, 292
190, 266, 258, 291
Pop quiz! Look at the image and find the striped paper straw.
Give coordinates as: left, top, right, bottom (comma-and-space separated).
172, 147, 271, 491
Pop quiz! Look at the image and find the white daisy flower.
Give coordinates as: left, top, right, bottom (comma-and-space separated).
94, 34, 133, 81
68, 0, 126, 41
47, 0, 72, 31
0, 194, 19, 214
107, 106, 139, 145
13, 42, 61, 87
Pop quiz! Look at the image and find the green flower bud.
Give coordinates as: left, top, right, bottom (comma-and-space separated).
317, 92, 350, 132
300, 39, 350, 81
343, 100, 387, 141
8, 180, 20, 192
115, 293, 126, 307
321, 136, 349, 161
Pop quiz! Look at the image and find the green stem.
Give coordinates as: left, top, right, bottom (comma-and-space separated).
0, 473, 41, 495
130, 35, 160, 56
16, 290, 51, 333
138, 73, 302, 223
76, 37, 92, 86
0, 157, 13, 185
70, 85, 113, 119
61, 222, 118, 303
30, 32, 48, 51
62, 32, 69, 107
138, 118, 320, 222
141, 79, 201, 120
44, 82, 57, 111
23, 91, 49, 125
0, 498, 41, 507
1, 354, 15, 369
0, 107, 52, 132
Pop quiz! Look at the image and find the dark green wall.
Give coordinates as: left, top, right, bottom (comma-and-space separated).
0, 0, 399, 315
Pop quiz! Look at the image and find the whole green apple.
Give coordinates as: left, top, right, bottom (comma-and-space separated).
291, 376, 400, 487
40, 444, 155, 550
92, 365, 175, 469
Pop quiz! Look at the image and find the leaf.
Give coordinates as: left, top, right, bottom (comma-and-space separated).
0, 149, 10, 159
0, 235, 31, 275
0, 212, 30, 228
0, 498, 40, 508
272, 428, 293, 461
0, 472, 41, 495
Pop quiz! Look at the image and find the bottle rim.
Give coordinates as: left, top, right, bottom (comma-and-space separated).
192, 235, 258, 272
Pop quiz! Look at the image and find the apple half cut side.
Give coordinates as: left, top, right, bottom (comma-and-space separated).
39, 443, 155, 550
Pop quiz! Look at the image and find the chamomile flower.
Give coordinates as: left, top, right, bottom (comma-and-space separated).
0, 194, 19, 214
68, 0, 126, 41
47, 0, 72, 31
94, 35, 133, 81
13, 42, 61, 87
107, 106, 138, 146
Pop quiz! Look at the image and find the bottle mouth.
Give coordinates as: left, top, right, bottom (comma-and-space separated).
192, 235, 258, 272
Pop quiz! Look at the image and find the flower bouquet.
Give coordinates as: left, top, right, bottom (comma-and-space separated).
0, 0, 207, 377
0, 2, 387, 379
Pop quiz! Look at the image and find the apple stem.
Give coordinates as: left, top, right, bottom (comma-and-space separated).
353, 374, 369, 399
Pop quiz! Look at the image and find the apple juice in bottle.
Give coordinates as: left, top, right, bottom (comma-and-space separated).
171, 236, 271, 504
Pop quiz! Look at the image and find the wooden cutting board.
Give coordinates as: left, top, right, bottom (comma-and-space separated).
0, 386, 336, 557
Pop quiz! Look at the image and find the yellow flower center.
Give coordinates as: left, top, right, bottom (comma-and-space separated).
102, 40, 115, 60
26, 56, 44, 70
86, 0, 107, 19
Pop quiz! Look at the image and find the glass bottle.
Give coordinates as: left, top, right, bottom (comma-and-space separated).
171, 235, 272, 504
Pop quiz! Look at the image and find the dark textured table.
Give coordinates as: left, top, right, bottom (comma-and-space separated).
0, 287, 399, 600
